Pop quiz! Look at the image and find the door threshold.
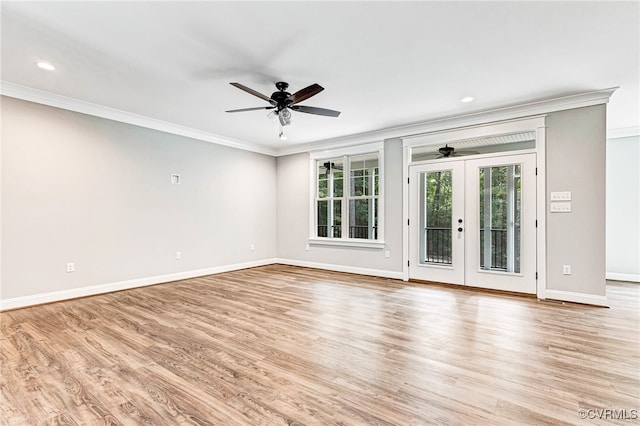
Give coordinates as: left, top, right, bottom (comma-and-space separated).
408, 278, 537, 298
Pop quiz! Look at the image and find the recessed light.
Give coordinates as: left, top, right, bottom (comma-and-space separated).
36, 61, 55, 71
460, 96, 475, 103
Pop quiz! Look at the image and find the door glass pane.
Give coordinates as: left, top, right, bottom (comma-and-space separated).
479, 164, 521, 273
423, 171, 452, 264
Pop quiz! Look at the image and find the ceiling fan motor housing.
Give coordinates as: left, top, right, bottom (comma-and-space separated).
271, 92, 291, 110
439, 145, 455, 157
272, 82, 292, 111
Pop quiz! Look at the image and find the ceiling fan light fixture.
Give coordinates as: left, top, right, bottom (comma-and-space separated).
279, 130, 287, 140
278, 108, 292, 126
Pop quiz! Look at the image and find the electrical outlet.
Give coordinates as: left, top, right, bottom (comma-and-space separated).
385, 251, 390, 258
66, 262, 75, 273
250, 244, 255, 251
176, 251, 182, 260
563, 265, 571, 275
305, 244, 310, 251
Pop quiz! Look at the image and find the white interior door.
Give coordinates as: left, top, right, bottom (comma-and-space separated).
409, 161, 465, 284
409, 153, 537, 294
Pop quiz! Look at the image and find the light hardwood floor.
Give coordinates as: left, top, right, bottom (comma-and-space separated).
1, 265, 638, 425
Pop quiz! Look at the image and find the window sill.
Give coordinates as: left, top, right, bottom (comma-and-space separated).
308, 238, 385, 249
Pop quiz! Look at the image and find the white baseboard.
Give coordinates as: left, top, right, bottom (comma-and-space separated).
274, 258, 404, 280
606, 272, 640, 283
12, 258, 614, 310
0, 258, 277, 311
543, 289, 609, 307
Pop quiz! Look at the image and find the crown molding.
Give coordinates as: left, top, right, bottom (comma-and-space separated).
607, 126, 640, 139
1, 81, 618, 157
275, 87, 619, 156
0, 81, 278, 156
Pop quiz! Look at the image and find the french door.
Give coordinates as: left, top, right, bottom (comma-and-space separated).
409, 153, 537, 294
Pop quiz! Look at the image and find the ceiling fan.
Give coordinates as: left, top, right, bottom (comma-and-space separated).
427, 144, 480, 159
226, 81, 341, 128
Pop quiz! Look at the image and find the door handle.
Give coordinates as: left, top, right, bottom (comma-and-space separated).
458, 227, 463, 232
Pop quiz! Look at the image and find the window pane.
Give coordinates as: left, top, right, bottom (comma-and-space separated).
350, 154, 378, 171
318, 177, 328, 198
374, 198, 378, 239
350, 175, 366, 196
317, 200, 328, 237
374, 167, 379, 196
345, 198, 378, 240
318, 158, 343, 197
349, 154, 378, 196
333, 171, 343, 197
349, 199, 370, 239
424, 171, 452, 264
332, 200, 342, 238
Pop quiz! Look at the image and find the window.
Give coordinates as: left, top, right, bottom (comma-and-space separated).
316, 158, 344, 238
311, 143, 383, 246
348, 153, 379, 239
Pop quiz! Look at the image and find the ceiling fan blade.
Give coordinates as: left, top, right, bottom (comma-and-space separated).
225, 106, 276, 113
453, 150, 480, 156
412, 152, 444, 161
291, 105, 341, 117
230, 82, 273, 103
289, 83, 324, 105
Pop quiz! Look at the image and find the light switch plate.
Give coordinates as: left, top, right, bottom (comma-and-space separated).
550, 202, 572, 212
550, 191, 571, 201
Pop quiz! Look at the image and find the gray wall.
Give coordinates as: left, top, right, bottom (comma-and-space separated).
606, 135, 640, 280
1, 96, 277, 300
545, 105, 607, 295
276, 139, 404, 275
1, 96, 612, 305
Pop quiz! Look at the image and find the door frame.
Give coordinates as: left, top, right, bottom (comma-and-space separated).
402, 116, 547, 300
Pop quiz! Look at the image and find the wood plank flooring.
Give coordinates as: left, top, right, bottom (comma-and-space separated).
1, 264, 638, 425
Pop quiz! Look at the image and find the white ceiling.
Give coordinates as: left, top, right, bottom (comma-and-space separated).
2, 1, 638, 155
